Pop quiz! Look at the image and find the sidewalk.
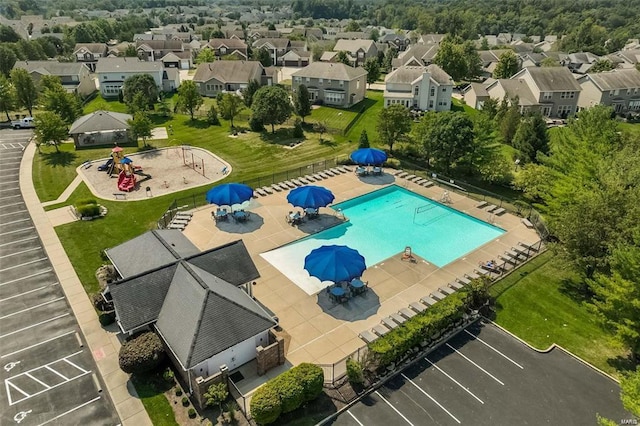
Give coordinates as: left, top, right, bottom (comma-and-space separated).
20, 142, 151, 426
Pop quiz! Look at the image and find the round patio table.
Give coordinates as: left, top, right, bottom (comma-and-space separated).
330, 287, 345, 297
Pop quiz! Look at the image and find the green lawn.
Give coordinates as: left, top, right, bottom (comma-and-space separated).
490, 251, 628, 377
308, 106, 359, 132
451, 97, 478, 116
131, 373, 178, 426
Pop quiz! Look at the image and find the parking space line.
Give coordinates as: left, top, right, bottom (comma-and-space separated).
0, 297, 65, 320
46, 366, 69, 380
0, 268, 52, 287
424, 357, 484, 404
6, 381, 30, 400
36, 396, 102, 426
1, 217, 30, 225
64, 358, 90, 374
0, 226, 35, 236
0, 313, 69, 339
0, 194, 21, 200
347, 410, 365, 426
375, 391, 415, 426
400, 374, 461, 424
0, 179, 19, 184
1, 330, 75, 358
0, 283, 58, 303
0, 209, 28, 217
0, 247, 42, 259
446, 343, 505, 385
0, 187, 20, 192
464, 330, 524, 369
0, 257, 48, 273
0, 235, 38, 247
1, 201, 25, 208
26, 373, 51, 389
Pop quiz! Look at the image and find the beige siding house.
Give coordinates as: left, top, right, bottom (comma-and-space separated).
292, 62, 367, 108
95, 58, 164, 98
14, 60, 96, 98
192, 61, 270, 97
577, 68, 640, 113
332, 39, 378, 67
384, 65, 453, 111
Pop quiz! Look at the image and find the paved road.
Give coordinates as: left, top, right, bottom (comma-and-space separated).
331, 321, 630, 426
0, 130, 120, 426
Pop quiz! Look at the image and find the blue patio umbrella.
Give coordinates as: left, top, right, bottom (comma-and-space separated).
120, 157, 133, 164
287, 185, 335, 209
350, 148, 388, 165
304, 245, 366, 284
205, 183, 253, 206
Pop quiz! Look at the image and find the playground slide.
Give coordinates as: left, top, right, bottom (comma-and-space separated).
117, 172, 137, 192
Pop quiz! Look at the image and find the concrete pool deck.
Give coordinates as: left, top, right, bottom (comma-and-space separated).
181, 171, 540, 369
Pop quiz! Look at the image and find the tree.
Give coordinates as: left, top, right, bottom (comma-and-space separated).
10, 68, 37, 116
34, 111, 68, 153
124, 44, 137, 57
207, 106, 220, 125
251, 85, 292, 133
335, 51, 351, 66
293, 84, 311, 122
176, 80, 203, 120
418, 111, 475, 172
383, 47, 397, 71
253, 47, 272, 67
344, 20, 361, 32
620, 368, 640, 416
512, 112, 549, 163
589, 59, 615, 73
122, 74, 158, 111
204, 382, 228, 412
480, 37, 490, 50
127, 112, 152, 147
0, 45, 17, 77
497, 97, 521, 145
313, 121, 327, 142
363, 57, 380, 87
541, 57, 560, 67
358, 129, 369, 148
218, 93, 244, 128
241, 79, 261, 108
157, 95, 171, 118
41, 78, 82, 124
195, 48, 215, 64
493, 50, 520, 79
376, 104, 411, 154
369, 28, 380, 42
433, 40, 468, 81
0, 75, 17, 121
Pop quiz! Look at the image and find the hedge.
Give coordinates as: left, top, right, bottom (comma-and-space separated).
250, 363, 324, 424
118, 331, 166, 374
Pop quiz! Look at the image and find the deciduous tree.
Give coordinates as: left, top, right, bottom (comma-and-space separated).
376, 104, 411, 154
0, 75, 17, 121
34, 111, 68, 153
251, 85, 292, 133
122, 74, 158, 111
10, 68, 37, 116
253, 47, 272, 67
418, 111, 475, 172
218, 93, 244, 128
493, 50, 520, 79
0, 45, 17, 77
241, 79, 261, 108
512, 112, 549, 163
363, 57, 380, 87
127, 111, 152, 147
41, 77, 82, 124
195, 48, 215, 64
335, 51, 351, 66
176, 80, 203, 120
589, 59, 615, 73
293, 84, 311, 122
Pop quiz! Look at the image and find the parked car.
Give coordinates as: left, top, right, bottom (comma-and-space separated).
11, 117, 35, 129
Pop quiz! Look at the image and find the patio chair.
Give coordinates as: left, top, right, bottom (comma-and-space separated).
381, 316, 400, 330
372, 166, 382, 175
355, 166, 367, 176
212, 208, 228, 222
359, 330, 378, 344
399, 308, 416, 320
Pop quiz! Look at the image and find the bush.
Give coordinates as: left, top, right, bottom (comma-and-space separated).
358, 130, 369, 148
250, 384, 281, 425
76, 198, 97, 206
76, 204, 101, 217
118, 331, 166, 374
292, 118, 304, 138
90, 293, 113, 311
204, 382, 228, 410
98, 310, 116, 326
346, 358, 364, 385
175, 388, 183, 397
188, 408, 196, 418
207, 107, 220, 125
249, 115, 264, 132
182, 396, 190, 407
162, 368, 175, 383
250, 363, 324, 423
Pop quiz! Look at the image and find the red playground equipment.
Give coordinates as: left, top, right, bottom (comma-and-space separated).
117, 169, 136, 192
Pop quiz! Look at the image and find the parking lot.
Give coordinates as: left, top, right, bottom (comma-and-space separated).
0, 130, 120, 425
331, 320, 630, 425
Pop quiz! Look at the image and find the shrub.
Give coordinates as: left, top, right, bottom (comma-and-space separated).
204, 382, 228, 410
291, 363, 323, 403
250, 384, 281, 425
175, 388, 183, 397
188, 408, 196, 418
182, 396, 190, 407
292, 118, 304, 138
76, 204, 101, 217
76, 198, 97, 206
207, 107, 220, 125
118, 331, 166, 374
270, 375, 304, 413
162, 368, 175, 383
90, 293, 113, 311
358, 130, 369, 148
98, 310, 116, 326
249, 115, 264, 132
346, 358, 364, 385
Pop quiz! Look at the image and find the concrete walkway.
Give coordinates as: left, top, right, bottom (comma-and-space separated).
41, 174, 83, 207
20, 141, 152, 426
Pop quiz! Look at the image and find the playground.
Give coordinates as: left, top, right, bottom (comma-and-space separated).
77, 146, 230, 201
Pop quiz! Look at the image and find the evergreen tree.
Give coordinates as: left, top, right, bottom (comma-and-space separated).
336, 51, 351, 66
358, 130, 369, 148
293, 84, 311, 122
363, 58, 380, 87
512, 112, 549, 163
241, 79, 261, 108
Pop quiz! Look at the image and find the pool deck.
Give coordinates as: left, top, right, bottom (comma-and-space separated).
181, 171, 539, 376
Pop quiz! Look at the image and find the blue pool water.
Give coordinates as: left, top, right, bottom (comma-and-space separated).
261, 185, 505, 294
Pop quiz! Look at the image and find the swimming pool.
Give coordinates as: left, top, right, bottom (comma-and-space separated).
261, 185, 505, 295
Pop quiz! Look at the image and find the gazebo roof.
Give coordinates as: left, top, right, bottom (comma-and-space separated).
69, 110, 132, 135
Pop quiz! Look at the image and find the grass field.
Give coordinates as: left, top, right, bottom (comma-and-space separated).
490, 251, 628, 378
308, 106, 359, 131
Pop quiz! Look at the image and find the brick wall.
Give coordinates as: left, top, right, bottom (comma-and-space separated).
191, 366, 228, 410
256, 329, 285, 376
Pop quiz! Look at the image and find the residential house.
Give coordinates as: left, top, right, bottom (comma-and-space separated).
464, 66, 582, 118
193, 60, 274, 97
384, 65, 453, 111
68, 110, 132, 148
136, 40, 192, 69
392, 44, 440, 69
418, 34, 445, 45
106, 233, 279, 400
291, 62, 367, 108
13, 60, 95, 98
612, 49, 640, 68
162, 68, 181, 92
205, 39, 249, 60
252, 38, 292, 66
331, 39, 378, 67
335, 31, 369, 40
477, 49, 523, 78
73, 43, 108, 72
95, 58, 164, 98
577, 68, 640, 113
564, 52, 601, 74
280, 49, 312, 67
380, 33, 410, 51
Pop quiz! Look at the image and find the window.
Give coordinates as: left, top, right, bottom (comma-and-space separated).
305, 77, 310, 83
220, 47, 226, 53
542, 92, 552, 100
442, 87, 446, 92
339, 80, 344, 86
557, 105, 573, 115
429, 100, 434, 108
357, 80, 360, 89
414, 86, 419, 95
560, 91, 575, 99
324, 91, 344, 104
630, 100, 640, 110
318, 78, 323, 85
627, 89, 632, 95
294, 76, 301, 83
430, 87, 435, 96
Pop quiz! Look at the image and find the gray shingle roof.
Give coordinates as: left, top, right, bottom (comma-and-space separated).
495, 79, 538, 105
105, 230, 199, 278
14, 60, 86, 76
136, 39, 184, 50
193, 60, 263, 84
73, 43, 107, 54
385, 65, 452, 85
333, 39, 375, 54
253, 38, 290, 49
292, 62, 367, 81
68, 110, 131, 135
518, 66, 581, 92
156, 262, 276, 369
207, 38, 247, 50
394, 44, 440, 67
587, 68, 640, 91
185, 240, 260, 286
95, 57, 163, 74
